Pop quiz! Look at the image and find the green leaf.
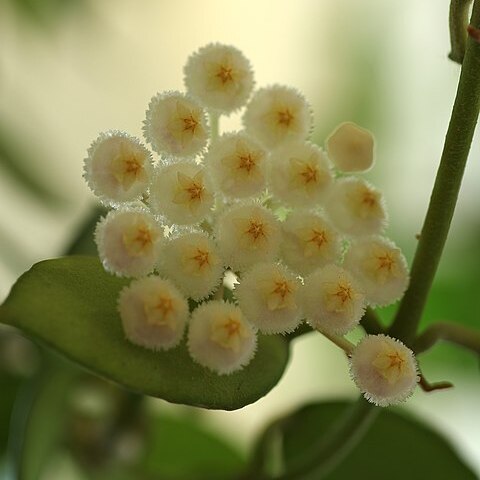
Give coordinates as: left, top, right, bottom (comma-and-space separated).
0, 256, 290, 410
7, 361, 77, 480
0, 373, 21, 455
262, 400, 476, 479
142, 413, 245, 479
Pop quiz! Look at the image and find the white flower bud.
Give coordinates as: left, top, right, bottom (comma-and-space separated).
350, 334, 419, 407
144, 91, 209, 159
158, 231, 224, 301
150, 161, 214, 225
215, 203, 281, 271
187, 301, 257, 375
280, 211, 342, 275
235, 262, 302, 334
204, 132, 267, 199
184, 43, 254, 114
95, 209, 163, 278
324, 178, 388, 237
84, 131, 152, 206
344, 236, 409, 307
118, 276, 189, 351
300, 264, 366, 335
268, 142, 333, 207
243, 85, 312, 150
326, 122, 375, 173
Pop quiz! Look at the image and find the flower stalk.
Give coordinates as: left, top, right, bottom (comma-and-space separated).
390, 0, 480, 344
449, 0, 473, 63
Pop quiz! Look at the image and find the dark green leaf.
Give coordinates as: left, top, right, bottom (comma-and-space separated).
142, 413, 245, 479
0, 374, 21, 455
275, 400, 476, 479
7, 361, 77, 480
0, 256, 290, 410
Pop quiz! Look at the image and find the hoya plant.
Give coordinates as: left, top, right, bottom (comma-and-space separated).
1, 1, 479, 479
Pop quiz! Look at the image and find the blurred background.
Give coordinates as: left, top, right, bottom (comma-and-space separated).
1, 0, 479, 478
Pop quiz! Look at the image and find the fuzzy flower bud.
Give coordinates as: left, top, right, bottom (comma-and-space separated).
300, 264, 366, 335
268, 142, 333, 207
215, 203, 281, 271
95, 209, 163, 277
326, 122, 375, 173
118, 276, 189, 351
158, 231, 224, 301
350, 334, 419, 407
187, 301, 257, 375
243, 85, 312, 150
205, 132, 267, 199
84, 131, 152, 205
150, 161, 214, 225
184, 43, 254, 114
344, 236, 409, 307
235, 262, 302, 334
280, 211, 342, 276
324, 178, 388, 237
144, 91, 209, 158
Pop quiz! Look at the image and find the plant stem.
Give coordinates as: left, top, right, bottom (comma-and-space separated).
414, 321, 480, 354
209, 111, 220, 142
317, 329, 355, 355
360, 307, 384, 335
449, 0, 473, 63
390, 1, 480, 344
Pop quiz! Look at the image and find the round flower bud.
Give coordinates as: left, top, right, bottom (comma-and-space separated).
235, 262, 302, 334
300, 264, 366, 335
204, 132, 267, 199
326, 122, 375, 173
84, 131, 152, 206
344, 236, 409, 307
150, 161, 214, 225
144, 91, 209, 159
280, 211, 342, 276
118, 276, 189, 351
95, 209, 163, 277
158, 231, 224, 301
268, 142, 333, 207
215, 203, 281, 271
243, 85, 312, 150
184, 43, 254, 114
350, 334, 419, 407
187, 301, 257, 375
324, 178, 388, 237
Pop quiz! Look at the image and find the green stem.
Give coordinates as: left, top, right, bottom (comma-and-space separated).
209, 111, 220, 142
390, 1, 480, 344
316, 329, 355, 355
360, 307, 384, 335
449, 0, 473, 63
414, 321, 480, 354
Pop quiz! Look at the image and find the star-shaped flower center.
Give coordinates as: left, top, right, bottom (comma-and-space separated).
245, 220, 266, 242
216, 65, 234, 84
278, 108, 294, 127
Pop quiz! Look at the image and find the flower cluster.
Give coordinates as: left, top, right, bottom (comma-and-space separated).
84, 43, 418, 407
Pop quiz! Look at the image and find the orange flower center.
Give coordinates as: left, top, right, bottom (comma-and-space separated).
216, 65, 234, 84
238, 153, 256, 173
191, 248, 210, 269
278, 108, 294, 126
246, 220, 266, 241
183, 115, 199, 134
